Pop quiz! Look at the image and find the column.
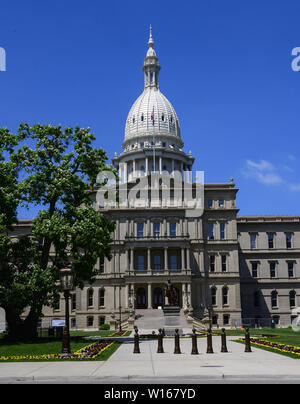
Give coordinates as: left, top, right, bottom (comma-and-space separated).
147, 218, 151, 237
187, 283, 191, 307
180, 162, 183, 181
182, 284, 187, 309
147, 247, 151, 271
145, 157, 148, 175
130, 248, 134, 272
163, 218, 167, 237
159, 156, 162, 174
171, 159, 175, 177
164, 247, 168, 272
124, 162, 127, 183
181, 247, 185, 271
186, 247, 190, 271
125, 284, 129, 308
133, 159, 136, 178
148, 284, 152, 309
125, 249, 129, 273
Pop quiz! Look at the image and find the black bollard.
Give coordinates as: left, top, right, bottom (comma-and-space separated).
221, 328, 228, 353
244, 328, 252, 352
191, 328, 199, 355
174, 329, 181, 354
157, 328, 164, 353
133, 326, 140, 354
206, 328, 214, 354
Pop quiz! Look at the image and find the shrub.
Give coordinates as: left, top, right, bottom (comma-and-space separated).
99, 324, 110, 330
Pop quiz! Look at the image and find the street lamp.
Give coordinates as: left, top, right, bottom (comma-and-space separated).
59, 266, 74, 355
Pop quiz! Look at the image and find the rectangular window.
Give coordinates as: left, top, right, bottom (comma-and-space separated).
268, 233, 275, 249
288, 262, 294, 278
169, 223, 176, 238
219, 199, 224, 208
270, 262, 276, 278
209, 223, 214, 240
251, 262, 258, 278
153, 223, 160, 239
223, 314, 229, 325
170, 255, 178, 270
137, 223, 144, 238
87, 316, 94, 327
99, 257, 104, 273
137, 255, 145, 270
72, 293, 76, 310
254, 291, 260, 307
221, 255, 227, 272
154, 255, 161, 270
220, 223, 225, 239
286, 233, 292, 249
99, 289, 105, 307
250, 233, 257, 249
99, 317, 105, 326
208, 199, 213, 208
209, 255, 215, 272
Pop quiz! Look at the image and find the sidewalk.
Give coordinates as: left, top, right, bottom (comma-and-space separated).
0, 336, 299, 383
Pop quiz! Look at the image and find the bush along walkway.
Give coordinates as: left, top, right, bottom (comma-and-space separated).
0, 330, 128, 362
236, 337, 300, 359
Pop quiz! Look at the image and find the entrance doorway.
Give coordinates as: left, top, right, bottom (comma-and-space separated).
153, 287, 163, 309
136, 287, 146, 309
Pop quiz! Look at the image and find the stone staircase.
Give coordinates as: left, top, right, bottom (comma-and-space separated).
133, 308, 190, 332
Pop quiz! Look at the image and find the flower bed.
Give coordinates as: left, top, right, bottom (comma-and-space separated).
0, 330, 127, 362
237, 337, 300, 357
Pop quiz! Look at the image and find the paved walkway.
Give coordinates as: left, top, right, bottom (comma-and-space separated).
0, 336, 300, 383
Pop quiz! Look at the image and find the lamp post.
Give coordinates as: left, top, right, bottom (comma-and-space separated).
59, 267, 74, 355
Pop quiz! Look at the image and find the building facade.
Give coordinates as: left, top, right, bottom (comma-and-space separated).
5, 29, 300, 330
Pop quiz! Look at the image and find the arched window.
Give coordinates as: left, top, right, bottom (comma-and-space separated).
290, 290, 296, 308
87, 288, 94, 307
222, 286, 228, 306
211, 287, 217, 306
271, 290, 278, 308
161, 113, 165, 121
141, 114, 144, 121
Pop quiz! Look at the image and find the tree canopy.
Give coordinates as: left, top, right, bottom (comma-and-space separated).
0, 123, 117, 340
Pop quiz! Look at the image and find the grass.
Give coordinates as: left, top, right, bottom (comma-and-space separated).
212, 327, 300, 346
222, 327, 300, 359
0, 330, 128, 361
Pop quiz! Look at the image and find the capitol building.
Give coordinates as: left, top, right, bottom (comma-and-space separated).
5, 28, 300, 331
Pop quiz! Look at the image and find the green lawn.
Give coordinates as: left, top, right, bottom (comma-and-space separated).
212, 327, 300, 346
0, 330, 127, 361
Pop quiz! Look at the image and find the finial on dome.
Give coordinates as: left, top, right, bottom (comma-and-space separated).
148, 24, 154, 48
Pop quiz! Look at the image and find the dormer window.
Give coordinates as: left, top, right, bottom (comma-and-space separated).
161, 113, 165, 121
170, 115, 173, 123
141, 114, 144, 121
132, 116, 135, 124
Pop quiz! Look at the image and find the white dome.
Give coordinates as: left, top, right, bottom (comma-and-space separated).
124, 87, 181, 142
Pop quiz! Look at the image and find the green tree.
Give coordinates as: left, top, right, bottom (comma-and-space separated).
0, 123, 116, 340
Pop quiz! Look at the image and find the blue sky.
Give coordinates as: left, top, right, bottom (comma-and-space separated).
0, 0, 299, 218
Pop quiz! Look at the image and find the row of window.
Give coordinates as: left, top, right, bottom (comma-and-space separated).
250, 261, 296, 278
136, 222, 177, 238
136, 254, 179, 270
207, 199, 226, 209
249, 232, 293, 249
209, 255, 228, 272
269, 290, 295, 309
69, 316, 106, 329
131, 113, 175, 124
208, 222, 226, 240
54, 290, 105, 311
211, 286, 229, 306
